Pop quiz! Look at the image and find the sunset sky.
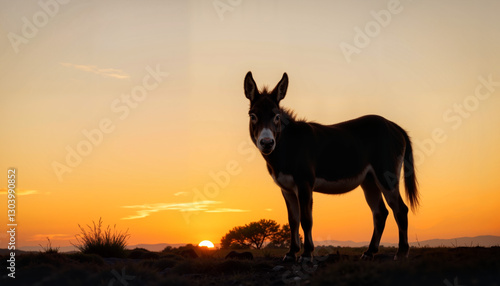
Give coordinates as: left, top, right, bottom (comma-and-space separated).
1, 0, 499, 249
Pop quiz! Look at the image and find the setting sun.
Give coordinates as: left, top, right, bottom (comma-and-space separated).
198, 240, 215, 248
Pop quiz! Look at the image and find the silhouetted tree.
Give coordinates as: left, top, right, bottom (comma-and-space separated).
221, 226, 249, 249
220, 219, 281, 249
271, 223, 291, 248
243, 219, 280, 249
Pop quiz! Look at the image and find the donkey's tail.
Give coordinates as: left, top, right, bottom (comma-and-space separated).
397, 125, 419, 213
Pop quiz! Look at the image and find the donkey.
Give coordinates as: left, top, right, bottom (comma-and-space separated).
243, 72, 419, 262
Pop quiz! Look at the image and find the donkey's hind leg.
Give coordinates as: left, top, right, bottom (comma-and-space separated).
361, 173, 389, 259
380, 182, 410, 260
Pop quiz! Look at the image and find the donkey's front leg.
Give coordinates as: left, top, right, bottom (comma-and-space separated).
298, 186, 314, 261
281, 188, 301, 262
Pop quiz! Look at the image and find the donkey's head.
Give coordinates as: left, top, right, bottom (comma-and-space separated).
244, 71, 288, 155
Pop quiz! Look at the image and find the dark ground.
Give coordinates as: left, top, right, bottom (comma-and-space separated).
1, 246, 499, 286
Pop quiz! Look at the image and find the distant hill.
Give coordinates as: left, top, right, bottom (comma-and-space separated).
315, 235, 500, 248
409, 235, 500, 248
3, 235, 498, 254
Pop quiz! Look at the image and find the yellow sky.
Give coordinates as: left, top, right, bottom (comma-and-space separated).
1, 0, 499, 248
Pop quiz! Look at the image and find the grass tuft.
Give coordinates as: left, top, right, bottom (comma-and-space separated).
71, 218, 130, 258
39, 237, 60, 254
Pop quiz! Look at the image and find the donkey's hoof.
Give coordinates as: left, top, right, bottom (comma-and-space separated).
298, 255, 313, 263
394, 253, 409, 261
360, 253, 374, 260
394, 249, 410, 261
283, 254, 297, 263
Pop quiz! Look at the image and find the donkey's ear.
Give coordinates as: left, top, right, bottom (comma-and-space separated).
274, 73, 288, 102
244, 71, 257, 101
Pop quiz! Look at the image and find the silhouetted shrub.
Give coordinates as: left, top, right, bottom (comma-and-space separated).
72, 218, 130, 258
39, 237, 60, 254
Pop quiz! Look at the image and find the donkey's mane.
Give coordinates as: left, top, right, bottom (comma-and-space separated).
258, 86, 302, 123
280, 107, 298, 122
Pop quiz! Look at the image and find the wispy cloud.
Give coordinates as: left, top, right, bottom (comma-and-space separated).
205, 208, 250, 213
121, 201, 249, 220
27, 234, 73, 241
60, 62, 130, 79
0, 188, 39, 196
173, 192, 189, 197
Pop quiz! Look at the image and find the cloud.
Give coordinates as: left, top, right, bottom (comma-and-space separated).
27, 234, 73, 241
0, 188, 39, 196
121, 201, 249, 220
205, 208, 250, 213
121, 201, 219, 220
173, 192, 189, 197
60, 62, 130, 79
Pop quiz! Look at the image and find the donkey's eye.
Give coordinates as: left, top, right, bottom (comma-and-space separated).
274, 114, 281, 124
249, 113, 257, 123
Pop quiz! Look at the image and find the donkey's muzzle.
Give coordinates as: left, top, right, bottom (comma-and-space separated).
260, 138, 275, 154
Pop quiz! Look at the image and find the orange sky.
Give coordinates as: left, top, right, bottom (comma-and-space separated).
1, 0, 499, 249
